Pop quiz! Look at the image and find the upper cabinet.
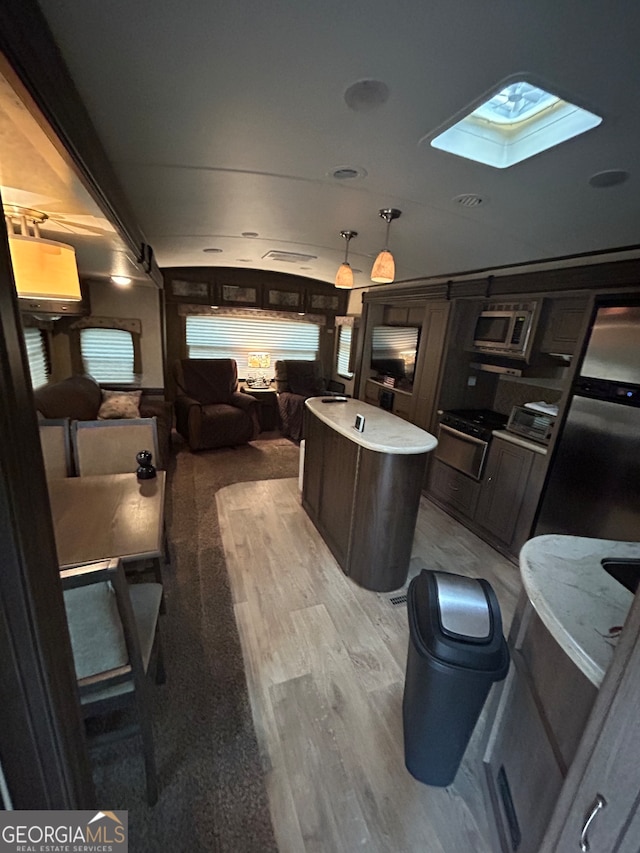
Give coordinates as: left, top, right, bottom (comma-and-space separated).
163, 268, 348, 317
383, 305, 425, 325
539, 296, 590, 356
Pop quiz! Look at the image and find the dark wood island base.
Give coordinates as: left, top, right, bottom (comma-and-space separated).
302, 398, 436, 592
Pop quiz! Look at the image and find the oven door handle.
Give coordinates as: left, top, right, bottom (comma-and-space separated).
438, 424, 487, 446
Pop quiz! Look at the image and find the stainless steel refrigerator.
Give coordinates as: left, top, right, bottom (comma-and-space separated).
535, 302, 640, 541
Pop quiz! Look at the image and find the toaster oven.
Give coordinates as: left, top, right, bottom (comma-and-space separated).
506, 405, 556, 445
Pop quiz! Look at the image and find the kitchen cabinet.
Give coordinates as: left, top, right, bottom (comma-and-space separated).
303, 409, 358, 566
382, 305, 425, 325
475, 437, 534, 545
428, 434, 548, 557
539, 296, 589, 356
428, 458, 480, 518
364, 379, 413, 420
302, 399, 433, 591
484, 598, 597, 853
540, 603, 640, 853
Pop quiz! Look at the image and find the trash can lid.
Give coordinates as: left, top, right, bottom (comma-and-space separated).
434, 572, 492, 642
408, 570, 508, 672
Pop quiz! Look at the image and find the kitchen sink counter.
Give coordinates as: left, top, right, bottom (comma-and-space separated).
519, 535, 640, 686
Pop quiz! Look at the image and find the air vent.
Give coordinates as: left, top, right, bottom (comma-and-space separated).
389, 594, 408, 606
330, 165, 367, 181
453, 193, 483, 208
262, 250, 318, 263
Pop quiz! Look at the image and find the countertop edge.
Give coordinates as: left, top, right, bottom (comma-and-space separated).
305, 397, 437, 455
492, 429, 548, 455
520, 535, 638, 687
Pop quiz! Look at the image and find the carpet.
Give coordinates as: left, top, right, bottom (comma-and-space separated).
91, 435, 301, 851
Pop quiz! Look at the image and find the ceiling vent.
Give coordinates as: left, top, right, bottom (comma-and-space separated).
262, 250, 317, 263
453, 193, 484, 207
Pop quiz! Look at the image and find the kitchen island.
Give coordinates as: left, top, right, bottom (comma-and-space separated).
484, 534, 639, 853
302, 397, 437, 591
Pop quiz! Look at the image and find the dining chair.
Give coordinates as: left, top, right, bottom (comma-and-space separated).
72, 417, 160, 476
61, 557, 165, 805
39, 418, 73, 479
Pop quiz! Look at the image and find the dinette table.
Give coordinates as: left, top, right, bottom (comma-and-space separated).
48, 471, 166, 574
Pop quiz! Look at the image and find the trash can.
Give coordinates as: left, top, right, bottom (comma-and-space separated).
402, 569, 509, 786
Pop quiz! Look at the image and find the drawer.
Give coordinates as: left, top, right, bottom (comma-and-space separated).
429, 459, 480, 517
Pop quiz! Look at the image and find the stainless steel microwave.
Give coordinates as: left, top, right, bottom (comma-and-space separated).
472, 301, 538, 357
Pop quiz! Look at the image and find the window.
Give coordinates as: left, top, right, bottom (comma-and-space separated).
336, 325, 354, 379
24, 328, 49, 389
186, 315, 320, 378
80, 327, 136, 383
426, 78, 602, 169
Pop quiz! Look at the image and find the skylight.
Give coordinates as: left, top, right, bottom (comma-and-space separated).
427, 80, 602, 168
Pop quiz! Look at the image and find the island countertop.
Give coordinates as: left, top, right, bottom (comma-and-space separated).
305, 397, 437, 455
519, 535, 640, 686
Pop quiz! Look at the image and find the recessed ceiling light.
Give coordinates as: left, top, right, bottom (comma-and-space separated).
426, 78, 602, 168
344, 79, 390, 112
242, 231, 259, 237
588, 169, 630, 188
202, 247, 223, 253
111, 275, 131, 286
330, 165, 368, 181
453, 193, 484, 207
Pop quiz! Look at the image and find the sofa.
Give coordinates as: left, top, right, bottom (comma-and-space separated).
33, 374, 173, 468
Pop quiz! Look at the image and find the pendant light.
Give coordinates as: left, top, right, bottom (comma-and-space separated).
370, 208, 401, 283
4, 206, 81, 301
335, 230, 358, 289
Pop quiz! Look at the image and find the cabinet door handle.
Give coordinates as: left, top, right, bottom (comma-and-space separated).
580, 794, 606, 852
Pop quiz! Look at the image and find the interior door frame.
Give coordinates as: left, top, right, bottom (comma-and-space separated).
0, 196, 95, 808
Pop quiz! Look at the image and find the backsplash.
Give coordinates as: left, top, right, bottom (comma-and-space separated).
493, 381, 562, 416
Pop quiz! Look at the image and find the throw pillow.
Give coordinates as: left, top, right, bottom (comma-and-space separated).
97, 389, 142, 419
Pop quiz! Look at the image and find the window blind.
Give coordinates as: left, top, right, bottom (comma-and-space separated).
80, 327, 136, 383
186, 315, 320, 376
24, 328, 49, 389
371, 326, 419, 353
336, 325, 354, 378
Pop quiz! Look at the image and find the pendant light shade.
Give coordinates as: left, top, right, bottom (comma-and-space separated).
4, 206, 82, 301
8, 235, 82, 301
371, 208, 401, 284
335, 230, 357, 289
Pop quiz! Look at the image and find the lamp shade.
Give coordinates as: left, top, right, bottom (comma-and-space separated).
8, 235, 82, 301
334, 262, 354, 289
370, 249, 395, 284
247, 352, 271, 369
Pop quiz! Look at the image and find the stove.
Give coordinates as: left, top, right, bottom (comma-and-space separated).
439, 408, 508, 441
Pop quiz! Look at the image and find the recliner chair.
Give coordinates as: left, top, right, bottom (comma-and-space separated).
173, 359, 260, 450
274, 359, 344, 441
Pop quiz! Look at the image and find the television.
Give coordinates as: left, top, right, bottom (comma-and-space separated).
370, 325, 420, 387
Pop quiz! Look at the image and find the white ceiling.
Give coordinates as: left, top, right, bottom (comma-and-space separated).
35, 0, 640, 287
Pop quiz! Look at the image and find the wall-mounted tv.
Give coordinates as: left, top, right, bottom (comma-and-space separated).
370, 325, 420, 387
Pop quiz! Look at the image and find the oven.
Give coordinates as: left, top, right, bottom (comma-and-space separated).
435, 409, 508, 481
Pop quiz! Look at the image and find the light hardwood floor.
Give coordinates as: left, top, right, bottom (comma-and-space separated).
217, 476, 521, 853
